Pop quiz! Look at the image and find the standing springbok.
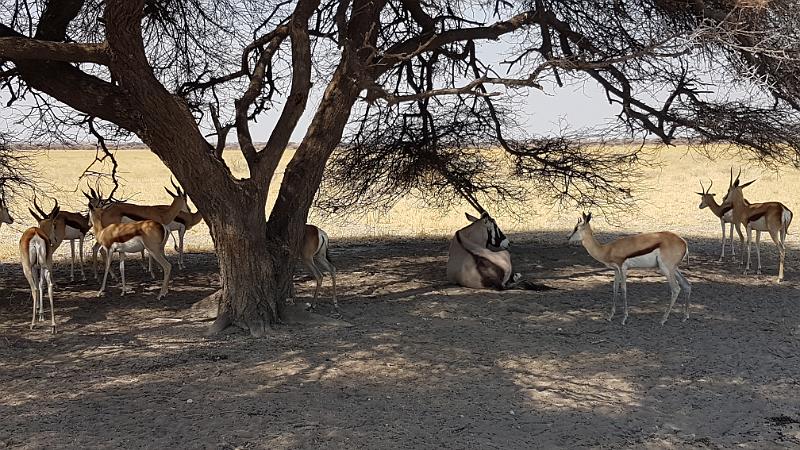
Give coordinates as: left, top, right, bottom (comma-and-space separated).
29, 198, 91, 281
20, 203, 59, 333
84, 181, 190, 277
88, 190, 186, 298
697, 179, 759, 262
0, 194, 14, 227
298, 224, 338, 311
447, 212, 528, 290
724, 170, 792, 281
568, 212, 691, 325
165, 208, 204, 270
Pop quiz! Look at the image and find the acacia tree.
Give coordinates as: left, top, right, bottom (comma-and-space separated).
1, 0, 799, 335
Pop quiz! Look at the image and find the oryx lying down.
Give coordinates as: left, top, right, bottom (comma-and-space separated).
447, 212, 548, 290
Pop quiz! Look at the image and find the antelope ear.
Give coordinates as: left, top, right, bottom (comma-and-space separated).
465, 213, 479, 222
585, 212, 592, 222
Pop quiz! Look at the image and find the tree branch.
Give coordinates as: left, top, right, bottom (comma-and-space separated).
0, 37, 110, 64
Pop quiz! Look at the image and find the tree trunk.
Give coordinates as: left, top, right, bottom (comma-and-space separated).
205, 210, 293, 337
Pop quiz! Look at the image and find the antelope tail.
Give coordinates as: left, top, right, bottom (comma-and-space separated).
783, 207, 793, 231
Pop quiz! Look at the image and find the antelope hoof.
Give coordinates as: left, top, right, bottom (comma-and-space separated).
96, 290, 105, 297
606, 312, 614, 322
682, 314, 689, 322
29, 323, 34, 330
756, 269, 762, 275
621, 314, 628, 325
51, 326, 56, 334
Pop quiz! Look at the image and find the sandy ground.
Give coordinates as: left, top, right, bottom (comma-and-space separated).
1, 231, 799, 449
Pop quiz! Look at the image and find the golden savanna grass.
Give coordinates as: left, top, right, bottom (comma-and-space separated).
0, 145, 797, 262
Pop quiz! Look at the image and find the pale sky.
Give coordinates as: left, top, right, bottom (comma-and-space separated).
251, 79, 621, 144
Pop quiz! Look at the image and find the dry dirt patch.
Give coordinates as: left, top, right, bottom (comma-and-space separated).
1, 233, 799, 448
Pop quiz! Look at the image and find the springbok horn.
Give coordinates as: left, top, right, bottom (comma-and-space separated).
729, 167, 734, 187
33, 197, 47, 218
699, 180, 705, 194
170, 177, 183, 195
29, 208, 41, 221
164, 187, 176, 197
51, 199, 59, 217
83, 190, 93, 201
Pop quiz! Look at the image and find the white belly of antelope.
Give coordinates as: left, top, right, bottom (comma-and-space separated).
748, 217, 768, 231
623, 248, 661, 269
111, 237, 146, 254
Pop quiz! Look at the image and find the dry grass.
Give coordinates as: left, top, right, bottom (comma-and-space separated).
0, 145, 797, 262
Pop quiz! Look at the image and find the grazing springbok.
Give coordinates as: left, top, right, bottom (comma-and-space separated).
568, 212, 691, 325
724, 170, 792, 281
0, 194, 13, 227
84, 181, 190, 277
29, 198, 91, 281
697, 179, 760, 262
298, 224, 338, 311
20, 203, 59, 333
88, 189, 186, 298
447, 212, 528, 290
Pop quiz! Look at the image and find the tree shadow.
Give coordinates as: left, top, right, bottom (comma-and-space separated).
1, 232, 799, 447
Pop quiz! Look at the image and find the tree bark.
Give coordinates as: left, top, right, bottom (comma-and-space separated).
204, 196, 294, 337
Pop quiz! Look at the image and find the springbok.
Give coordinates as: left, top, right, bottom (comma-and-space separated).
84, 181, 190, 277
697, 179, 760, 262
165, 208, 204, 270
20, 203, 59, 333
447, 212, 527, 290
0, 194, 13, 227
724, 170, 792, 281
29, 198, 91, 281
298, 224, 338, 311
568, 212, 691, 325
88, 188, 186, 298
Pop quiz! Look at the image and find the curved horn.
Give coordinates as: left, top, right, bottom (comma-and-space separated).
83, 190, 93, 201
33, 197, 47, 218
170, 177, 183, 196
707, 179, 713, 193
699, 180, 705, 194
50, 199, 59, 217
29, 207, 42, 221
164, 186, 176, 197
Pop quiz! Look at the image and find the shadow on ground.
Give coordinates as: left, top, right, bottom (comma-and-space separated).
0, 231, 798, 448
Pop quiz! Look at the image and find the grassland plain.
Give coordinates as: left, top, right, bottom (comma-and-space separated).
0, 145, 796, 261
2, 146, 800, 448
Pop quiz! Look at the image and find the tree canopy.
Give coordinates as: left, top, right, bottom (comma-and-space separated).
1, 0, 799, 333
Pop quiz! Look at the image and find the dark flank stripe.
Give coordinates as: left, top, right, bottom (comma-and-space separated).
748, 211, 766, 222
123, 213, 148, 222
624, 243, 660, 259
64, 218, 90, 233
721, 205, 733, 215
174, 216, 187, 225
